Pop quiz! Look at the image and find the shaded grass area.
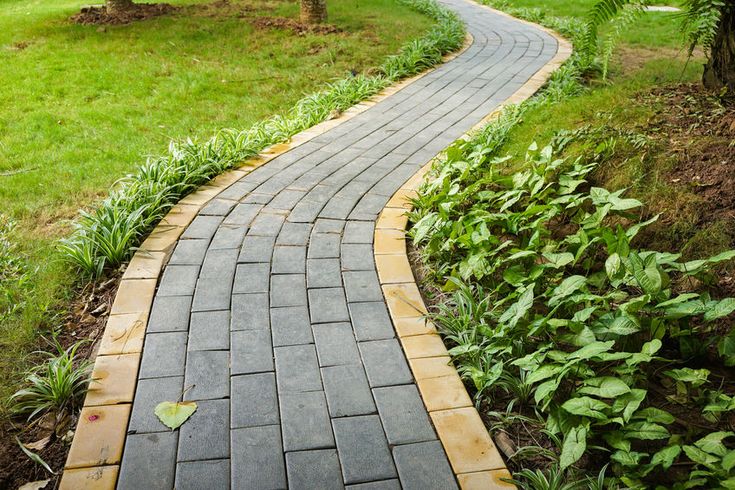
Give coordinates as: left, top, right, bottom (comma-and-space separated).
0, 0, 431, 413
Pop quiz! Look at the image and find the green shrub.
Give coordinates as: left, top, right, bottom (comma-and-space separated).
10, 341, 92, 421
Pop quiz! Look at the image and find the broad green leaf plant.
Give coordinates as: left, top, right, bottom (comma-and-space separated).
410, 131, 735, 487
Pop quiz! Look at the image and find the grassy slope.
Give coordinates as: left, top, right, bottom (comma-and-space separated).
494, 1, 718, 253
0, 0, 431, 410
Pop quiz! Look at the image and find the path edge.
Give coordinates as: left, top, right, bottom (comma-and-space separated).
373, 4, 572, 489
57, 33, 474, 489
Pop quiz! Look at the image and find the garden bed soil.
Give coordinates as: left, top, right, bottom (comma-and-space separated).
71, 3, 178, 25
409, 82, 735, 481
0, 276, 119, 490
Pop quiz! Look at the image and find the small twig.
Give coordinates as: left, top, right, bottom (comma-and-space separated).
0, 166, 39, 177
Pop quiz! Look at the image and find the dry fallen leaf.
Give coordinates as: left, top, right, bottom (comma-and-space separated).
155, 400, 197, 430
18, 479, 50, 490
24, 435, 51, 451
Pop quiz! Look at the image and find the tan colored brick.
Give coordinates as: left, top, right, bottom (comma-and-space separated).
458, 470, 515, 490
382, 283, 427, 318
386, 188, 418, 210
66, 404, 130, 469
431, 407, 505, 474
123, 251, 165, 280
374, 229, 406, 255
416, 373, 473, 412
400, 334, 449, 359
409, 356, 457, 380
375, 254, 414, 284
109, 279, 156, 316
139, 225, 184, 253
393, 316, 437, 337
97, 312, 147, 356
160, 204, 200, 227
85, 354, 140, 407
60, 465, 119, 490
376, 208, 409, 230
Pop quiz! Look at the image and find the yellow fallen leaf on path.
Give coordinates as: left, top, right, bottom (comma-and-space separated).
154, 400, 197, 430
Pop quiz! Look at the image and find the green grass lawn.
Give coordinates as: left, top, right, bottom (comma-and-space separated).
0, 0, 431, 411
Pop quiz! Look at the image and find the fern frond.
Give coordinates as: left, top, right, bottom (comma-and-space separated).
680, 0, 725, 57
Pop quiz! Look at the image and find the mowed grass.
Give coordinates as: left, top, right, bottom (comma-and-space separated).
0, 0, 431, 411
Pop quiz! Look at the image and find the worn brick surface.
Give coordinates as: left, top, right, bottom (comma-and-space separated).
122, 0, 558, 484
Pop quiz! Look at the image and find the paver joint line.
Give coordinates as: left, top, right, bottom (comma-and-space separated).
60, 0, 571, 487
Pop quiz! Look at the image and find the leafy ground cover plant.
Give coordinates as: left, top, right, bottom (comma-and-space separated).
60, 0, 465, 278
409, 128, 735, 487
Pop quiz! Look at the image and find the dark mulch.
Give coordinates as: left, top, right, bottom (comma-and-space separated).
0, 276, 119, 490
250, 16, 342, 35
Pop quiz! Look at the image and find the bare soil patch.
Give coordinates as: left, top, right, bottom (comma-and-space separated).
71, 3, 178, 25
251, 16, 342, 35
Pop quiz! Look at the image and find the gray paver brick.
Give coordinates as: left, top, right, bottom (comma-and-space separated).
322, 364, 376, 417
231, 329, 274, 375
210, 224, 248, 250
200, 198, 238, 216
307, 258, 342, 288
341, 244, 375, 271
308, 287, 350, 324
223, 203, 262, 226
308, 232, 341, 258
157, 265, 199, 297
359, 339, 413, 387
286, 449, 344, 490
274, 344, 321, 393
188, 310, 229, 351
249, 212, 286, 236
348, 302, 395, 341
343, 270, 384, 303
129, 376, 184, 434
169, 239, 209, 265
184, 350, 230, 401
191, 277, 232, 312
231, 425, 287, 489
313, 322, 360, 367
313, 218, 345, 234
200, 248, 238, 279
139, 332, 187, 379
332, 415, 397, 484
175, 459, 230, 490
181, 215, 224, 239
280, 391, 335, 452
346, 481, 401, 490
233, 262, 270, 294
178, 398, 229, 461
231, 373, 279, 428
271, 305, 313, 346
270, 274, 307, 307
373, 385, 436, 445
238, 235, 276, 262
231, 293, 269, 330
147, 295, 192, 333
118, 432, 178, 490
343, 221, 375, 244
277, 222, 312, 246
271, 246, 306, 274
393, 441, 458, 490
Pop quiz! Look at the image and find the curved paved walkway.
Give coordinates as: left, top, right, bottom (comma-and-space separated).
118, 1, 558, 488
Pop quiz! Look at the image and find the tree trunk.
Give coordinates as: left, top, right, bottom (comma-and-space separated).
300, 0, 327, 24
703, 5, 735, 91
107, 0, 135, 15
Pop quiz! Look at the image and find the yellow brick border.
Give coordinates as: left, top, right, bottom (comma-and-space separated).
58, 34, 473, 489
373, 5, 572, 488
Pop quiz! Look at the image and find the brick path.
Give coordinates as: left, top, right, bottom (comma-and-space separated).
117, 1, 558, 488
